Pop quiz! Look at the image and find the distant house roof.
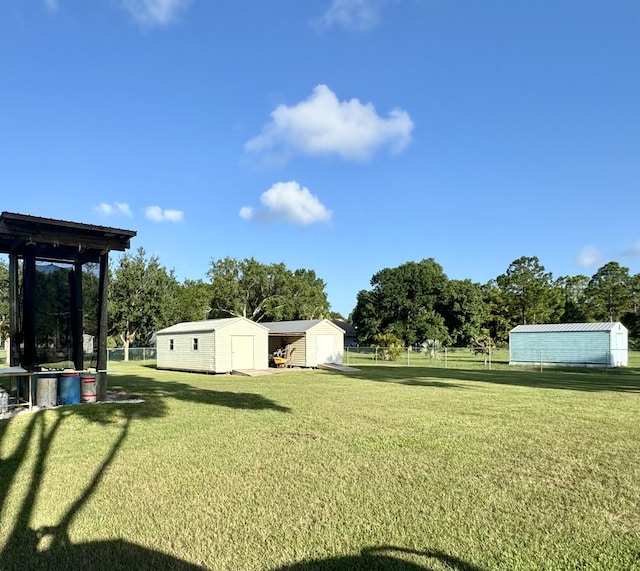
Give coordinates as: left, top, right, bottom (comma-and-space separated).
510, 322, 625, 334
331, 319, 357, 337
156, 317, 268, 335
262, 319, 344, 335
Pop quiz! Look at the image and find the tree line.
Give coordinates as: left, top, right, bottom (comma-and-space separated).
1, 252, 639, 357
352, 256, 640, 349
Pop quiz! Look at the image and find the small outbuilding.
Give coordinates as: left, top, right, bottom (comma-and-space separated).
156, 318, 269, 373
509, 322, 628, 367
263, 319, 345, 367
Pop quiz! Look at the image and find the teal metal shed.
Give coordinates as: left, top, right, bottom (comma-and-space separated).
509, 322, 628, 367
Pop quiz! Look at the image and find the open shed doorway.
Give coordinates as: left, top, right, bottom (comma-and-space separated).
268, 335, 301, 368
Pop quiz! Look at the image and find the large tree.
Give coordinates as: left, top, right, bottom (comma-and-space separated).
109, 247, 179, 360
350, 289, 381, 344
175, 279, 213, 323
352, 258, 450, 346
206, 257, 330, 322
480, 280, 512, 343
438, 279, 486, 346
277, 268, 330, 321
585, 261, 630, 322
621, 273, 640, 348
555, 274, 591, 323
496, 256, 560, 325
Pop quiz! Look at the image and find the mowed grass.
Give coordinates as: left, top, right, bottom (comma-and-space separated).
0, 354, 639, 570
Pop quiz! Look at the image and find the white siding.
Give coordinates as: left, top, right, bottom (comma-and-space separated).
157, 330, 215, 372
289, 336, 307, 367
307, 321, 344, 366
156, 317, 269, 373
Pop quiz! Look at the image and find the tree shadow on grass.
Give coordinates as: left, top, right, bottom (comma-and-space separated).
272, 545, 485, 571
108, 372, 292, 413
334, 363, 640, 393
0, 369, 290, 569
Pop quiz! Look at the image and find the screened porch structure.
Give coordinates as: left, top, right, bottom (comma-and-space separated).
0, 212, 136, 400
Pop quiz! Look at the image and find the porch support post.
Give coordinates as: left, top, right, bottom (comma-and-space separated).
96, 252, 109, 401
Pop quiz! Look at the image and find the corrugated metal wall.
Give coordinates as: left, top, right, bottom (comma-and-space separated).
510, 330, 614, 366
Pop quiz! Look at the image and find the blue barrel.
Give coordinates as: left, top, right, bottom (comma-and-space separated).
58, 372, 81, 405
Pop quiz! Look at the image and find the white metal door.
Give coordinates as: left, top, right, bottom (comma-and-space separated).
316, 335, 336, 364
232, 336, 255, 370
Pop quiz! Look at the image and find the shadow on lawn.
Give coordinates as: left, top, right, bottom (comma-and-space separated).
335, 363, 640, 393
0, 370, 290, 569
272, 545, 485, 571
114, 370, 293, 413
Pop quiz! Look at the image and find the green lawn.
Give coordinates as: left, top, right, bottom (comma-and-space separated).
0, 356, 639, 570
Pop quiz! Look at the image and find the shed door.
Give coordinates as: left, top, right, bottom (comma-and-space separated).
231, 336, 255, 370
316, 335, 337, 364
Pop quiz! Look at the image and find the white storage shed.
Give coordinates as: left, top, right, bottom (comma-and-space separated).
263, 319, 345, 367
156, 317, 269, 373
509, 322, 628, 367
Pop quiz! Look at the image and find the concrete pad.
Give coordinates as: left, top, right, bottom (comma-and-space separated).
317, 363, 360, 372
233, 369, 277, 377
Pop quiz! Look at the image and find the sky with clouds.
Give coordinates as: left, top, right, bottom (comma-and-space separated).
1, 0, 639, 316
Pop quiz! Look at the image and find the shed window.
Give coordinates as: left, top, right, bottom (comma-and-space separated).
169, 339, 174, 351
192, 338, 199, 351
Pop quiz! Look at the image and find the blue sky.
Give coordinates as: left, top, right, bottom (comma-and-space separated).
1, 1, 639, 317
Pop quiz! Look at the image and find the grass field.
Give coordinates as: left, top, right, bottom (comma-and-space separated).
0, 353, 639, 570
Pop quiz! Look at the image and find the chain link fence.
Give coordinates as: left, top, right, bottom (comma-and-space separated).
344, 346, 487, 368
107, 347, 157, 364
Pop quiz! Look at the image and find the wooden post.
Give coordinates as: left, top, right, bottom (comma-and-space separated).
71, 262, 84, 371
9, 254, 19, 367
96, 253, 109, 401
22, 248, 36, 371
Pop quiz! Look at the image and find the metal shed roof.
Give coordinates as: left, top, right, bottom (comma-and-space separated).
262, 319, 346, 335
156, 317, 268, 335
262, 320, 324, 334
510, 322, 625, 334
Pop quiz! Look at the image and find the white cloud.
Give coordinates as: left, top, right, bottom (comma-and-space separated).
239, 206, 254, 220
145, 205, 184, 222
94, 202, 133, 217
122, 0, 191, 26
240, 181, 332, 226
245, 84, 413, 163
315, 0, 384, 31
576, 246, 601, 268
624, 241, 640, 257
44, 0, 59, 12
